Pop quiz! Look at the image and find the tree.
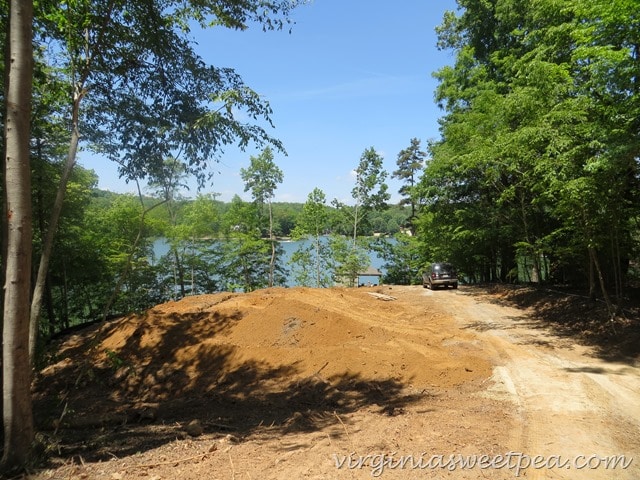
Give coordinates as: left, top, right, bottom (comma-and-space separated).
350, 147, 390, 241
32, 165, 98, 339
566, 0, 640, 304
328, 235, 369, 287
290, 188, 332, 287
370, 233, 424, 285
220, 195, 280, 292
329, 147, 390, 285
2, 0, 34, 471
27, 39, 76, 361
85, 193, 160, 316
29, 0, 299, 360
330, 147, 389, 285
170, 193, 221, 296
148, 158, 190, 298
393, 138, 425, 227
332, 147, 390, 243
240, 147, 284, 287
421, 0, 640, 307
2, 1, 299, 467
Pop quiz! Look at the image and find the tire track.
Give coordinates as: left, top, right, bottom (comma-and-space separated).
426, 287, 640, 480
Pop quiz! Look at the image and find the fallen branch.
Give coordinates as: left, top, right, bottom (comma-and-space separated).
333, 411, 351, 444
366, 292, 396, 301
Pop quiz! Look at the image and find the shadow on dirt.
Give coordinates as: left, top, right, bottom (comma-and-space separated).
462, 284, 640, 362
32, 305, 423, 468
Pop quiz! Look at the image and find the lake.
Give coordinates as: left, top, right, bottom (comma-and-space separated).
153, 237, 387, 287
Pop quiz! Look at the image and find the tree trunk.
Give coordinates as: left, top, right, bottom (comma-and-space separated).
268, 199, 275, 287
315, 234, 321, 288
2, 0, 34, 471
0, 0, 10, 448
44, 272, 56, 336
190, 238, 196, 294
173, 247, 186, 297
588, 251, 596, 300
588, 247, 616, 318
29, 93, 82, 364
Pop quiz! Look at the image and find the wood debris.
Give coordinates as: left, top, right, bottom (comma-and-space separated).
366, 292, 397, 301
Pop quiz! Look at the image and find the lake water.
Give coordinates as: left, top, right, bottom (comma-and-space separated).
153, 237, 387, 287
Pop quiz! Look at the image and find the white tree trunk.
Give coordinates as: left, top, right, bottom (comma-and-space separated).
268, 199, 275, 288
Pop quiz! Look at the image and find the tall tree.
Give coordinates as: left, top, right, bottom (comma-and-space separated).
1, 0, 300, 469
32, 165, 98, 338
331, 147, 389, 285
148, 158, 189, 298
333, 146, 389, 244
2, 0, 34, 471
393, 137, 425, 226
291, 187, 331, 287
26, 38, 73, 360
240, 146, 284, 287
353, 147, 389, 241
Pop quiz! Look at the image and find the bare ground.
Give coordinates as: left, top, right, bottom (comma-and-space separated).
24, 285, 640, 479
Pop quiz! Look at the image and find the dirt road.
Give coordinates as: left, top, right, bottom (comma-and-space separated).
34, 285, 639, 479
432, 287, 640, 479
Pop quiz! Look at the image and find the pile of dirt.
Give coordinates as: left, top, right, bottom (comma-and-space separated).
29, 284, 640, 479
32, 286, 507, 479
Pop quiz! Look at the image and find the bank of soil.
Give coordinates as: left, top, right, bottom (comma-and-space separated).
29, 285, 640, 479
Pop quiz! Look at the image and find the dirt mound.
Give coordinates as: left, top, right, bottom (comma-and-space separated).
37, 286, 488, 409
29, 285, 640, 479
32, 286, 509, 479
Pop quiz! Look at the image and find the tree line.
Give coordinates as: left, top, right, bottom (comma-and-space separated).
30, 145, 413, 344
1, 0, 639, 473
412, 0, 639, 316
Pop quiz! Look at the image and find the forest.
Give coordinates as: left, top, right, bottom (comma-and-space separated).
415, 0, 640, 317
1, 0, 639, 473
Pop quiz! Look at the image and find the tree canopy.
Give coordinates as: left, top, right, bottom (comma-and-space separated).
417, 0, 640, 309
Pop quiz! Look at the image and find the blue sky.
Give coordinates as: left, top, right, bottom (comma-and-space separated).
79, 0, 459, 204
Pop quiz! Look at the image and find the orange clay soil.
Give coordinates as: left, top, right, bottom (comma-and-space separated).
31, 285, 640, 480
